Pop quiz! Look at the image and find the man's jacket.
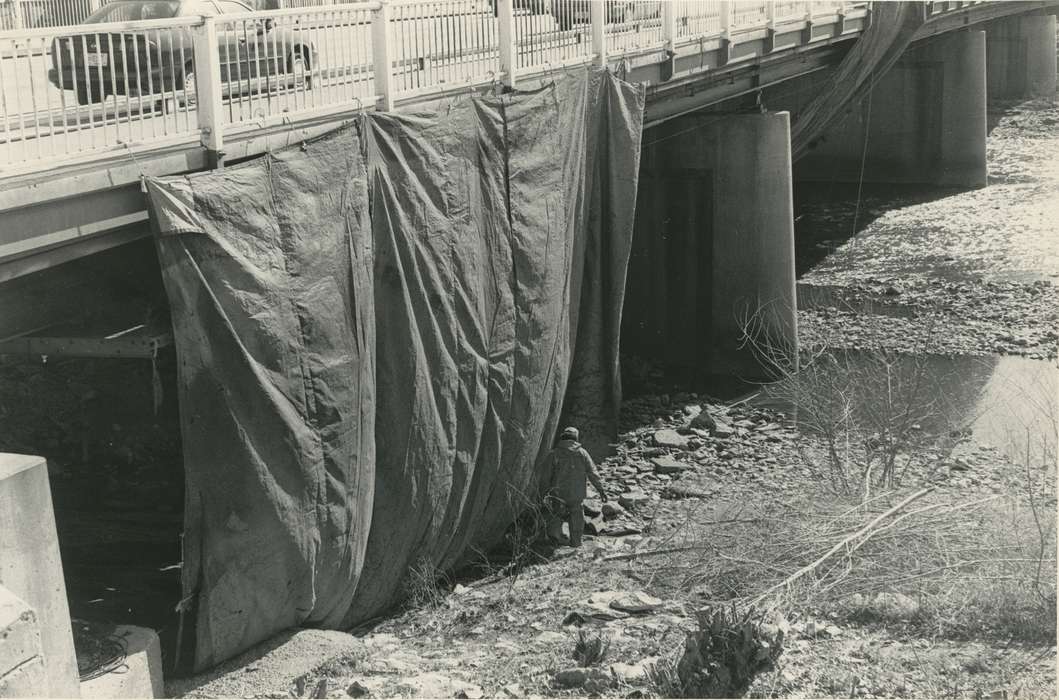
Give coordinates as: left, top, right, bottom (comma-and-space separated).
543, 439, 604, 502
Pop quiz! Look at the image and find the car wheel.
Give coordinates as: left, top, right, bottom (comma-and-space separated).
182, 66, 197, 108
75, 84, 96, 106
289, 50, 311, 90
162, 63, 196, 114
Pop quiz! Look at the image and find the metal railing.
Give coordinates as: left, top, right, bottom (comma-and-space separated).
1, 0, 108, 30
3, 0, 987, 175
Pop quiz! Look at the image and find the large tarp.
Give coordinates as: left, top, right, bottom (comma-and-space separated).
146, 68, 644, 670
790, 1, 926, 161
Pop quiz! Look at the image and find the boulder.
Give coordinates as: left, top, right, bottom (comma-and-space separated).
554, 667, 610, 689
608, 657, 658, 684
585, 513, 606, 535
871, 592, 919, 619
653, 429, 689, 450
651, 456, 690, 475
619, 490, 650, 510
609, 591, 663, 614
688, 410, 717, 432
711, 420, 736, 439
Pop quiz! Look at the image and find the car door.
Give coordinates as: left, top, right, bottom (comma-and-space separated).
211, 0, 258, 89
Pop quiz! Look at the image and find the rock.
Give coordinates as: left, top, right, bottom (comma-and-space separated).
712, 422, 736, 439
619, 490, 650, 510
872, 592, 919, 619
346, 680, 371, 698
689, 410, 717, 432
585, 513, 606, 535
651, 456, 690, 474
821, 624, 842, 638
609, 591, 663, 614
453, 583, 470, 595
653, 429, 689, 450
608, 657, 658, 684
583, 499, 603, 517
499, 683, 524, 698
455, 685, 485, 699
534, 631, 567, 645
601, 502, 625, 519
554, 667, 610, 689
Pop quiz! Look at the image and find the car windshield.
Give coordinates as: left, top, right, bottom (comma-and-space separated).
84, 1, 181, 22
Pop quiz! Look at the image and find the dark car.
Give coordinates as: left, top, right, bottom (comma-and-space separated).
48, 0, 316, 107
550, 1, 660, 30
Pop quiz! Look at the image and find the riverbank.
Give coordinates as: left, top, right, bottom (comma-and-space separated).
172, 93, 1058, 700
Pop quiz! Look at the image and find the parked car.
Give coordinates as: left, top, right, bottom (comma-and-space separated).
48, 0, 316, 107
550, 1, 660, 30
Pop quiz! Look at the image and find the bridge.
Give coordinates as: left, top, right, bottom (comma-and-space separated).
0, 0, 1056, 365
1, 2, 1058, 687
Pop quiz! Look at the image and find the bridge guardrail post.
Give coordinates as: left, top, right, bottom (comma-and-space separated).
192, 16, 225, 168
497, 0, 516, 88
764, 0, 777, 52
590, 0, 606, 67
372, 1, 394, 110
10, 0, 24, 30
660, 0, 676, 79
719, 0, 733, 66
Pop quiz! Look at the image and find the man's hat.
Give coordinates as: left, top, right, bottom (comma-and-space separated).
560, 426, 579, 441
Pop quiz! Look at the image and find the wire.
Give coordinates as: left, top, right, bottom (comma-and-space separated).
850, 69, 873, 241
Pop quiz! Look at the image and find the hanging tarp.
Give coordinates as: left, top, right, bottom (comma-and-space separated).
146, 67, 644, 670
791, 1, 927, 161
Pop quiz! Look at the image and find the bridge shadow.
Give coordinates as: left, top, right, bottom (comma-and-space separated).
792, 180, 969, 277
0, 241, 189, 678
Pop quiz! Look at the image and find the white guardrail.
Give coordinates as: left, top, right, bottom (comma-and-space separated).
0, 0, 976, 173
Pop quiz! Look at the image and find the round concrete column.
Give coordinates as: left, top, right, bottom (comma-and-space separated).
794, 30, 987, 188
709, 112, 798, 378
987, 14, 1058, 99
932, 30, 988, 188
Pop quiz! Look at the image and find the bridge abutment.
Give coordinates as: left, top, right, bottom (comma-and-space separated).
623, 112, 797, 381
796, 29, 988, 188
985, 13, 1058, 100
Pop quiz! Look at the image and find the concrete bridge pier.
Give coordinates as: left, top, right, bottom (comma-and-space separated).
796, 29, 988, 188
985, 13, 1058, 99
623, 111, 797, 381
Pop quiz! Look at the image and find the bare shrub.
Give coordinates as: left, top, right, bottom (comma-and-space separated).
572, 630, 610, 667
674, 605, 784, 698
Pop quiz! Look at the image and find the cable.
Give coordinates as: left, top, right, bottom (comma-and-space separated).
850, 69, 873, 241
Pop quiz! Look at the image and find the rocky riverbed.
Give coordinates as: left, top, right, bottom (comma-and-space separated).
174, 97, 1058, 699
797, 98, 1059, 361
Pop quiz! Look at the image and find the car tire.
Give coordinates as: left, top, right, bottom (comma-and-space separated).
162, 62, 196, 115
289, 49, 311, 90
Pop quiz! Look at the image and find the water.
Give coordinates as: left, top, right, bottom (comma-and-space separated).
760, 351, 1057, 463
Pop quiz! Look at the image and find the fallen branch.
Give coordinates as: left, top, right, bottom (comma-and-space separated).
749, 487, 935, 606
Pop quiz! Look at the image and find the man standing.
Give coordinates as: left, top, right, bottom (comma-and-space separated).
543, 426, 607, 547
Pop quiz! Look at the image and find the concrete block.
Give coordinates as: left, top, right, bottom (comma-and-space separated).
0, 585, 47, 698
0, 454, 81, 698
80, 626, 164, 699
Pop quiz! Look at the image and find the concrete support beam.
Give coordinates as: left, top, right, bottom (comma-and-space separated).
624, 112, 797, 380
0, 454, 81, 698
986, 13, 1058, 99
0, 585, 47, 698
796, 29, 988, 188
